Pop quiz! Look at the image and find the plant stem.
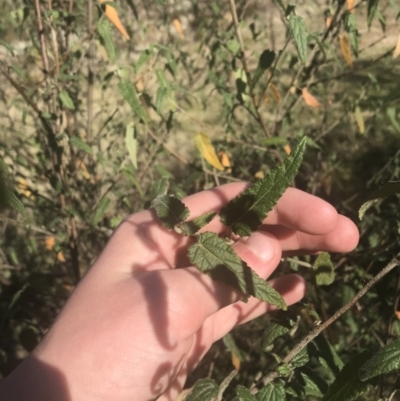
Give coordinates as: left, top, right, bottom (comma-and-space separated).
256, 253, 400, 389
34, 0, 50, 75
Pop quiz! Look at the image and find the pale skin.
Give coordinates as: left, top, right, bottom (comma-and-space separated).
0, 182, 359, 401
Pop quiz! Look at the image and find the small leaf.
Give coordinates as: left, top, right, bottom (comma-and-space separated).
45, 236, 55, 250
223, 333, 245, 368
269, 83, 281, 103
194, 133, 224, 171
386, 107, 400, 133
172, 18, 184, 39
359, 181, 400, 220
185, 378, 219, 401
354, 107, 365, 134
118, 79, 148, 123
299, 367, 328, 397
188, 232, 286, 309
277, 363, 292, 377
59, 90, 75, 111
57, 251, 66, 263
288, 15, 308, 63
339, 34, 353, 68
218, 151, 231, 172
313, 252, 335, 286
393, 33, 400, 59
155, 86, 169, 114
302, 88, 321, 108
70, 136, 93, 155
152, 194, 190, 230
220, 137, 306, 237
314, 334, 344, 375
125, 123, 137, 169
5, 190, 26, 219
261, 322, 289, 351
256, 380, 286, 401
235, 385, 256, 401
93, 197, 111, 226
175, 211, 216, 236
292, 346, 310, 368
227, 39, 241, 55
99, 0, 130, 40
251, 50, 275, 89
367, 0, 379, 28
359, 338, 400, 381
97, 19, 117, 62
322, 351, 373, 401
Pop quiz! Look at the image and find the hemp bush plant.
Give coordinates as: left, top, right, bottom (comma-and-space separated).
1, 0, 400, 399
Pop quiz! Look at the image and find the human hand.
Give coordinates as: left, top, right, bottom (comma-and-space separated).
0, 182, 359, 401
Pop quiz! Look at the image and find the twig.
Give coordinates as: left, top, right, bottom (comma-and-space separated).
34, 0, 50, 75
257, 253, 400, 389
0, 217, 54, 236
227, 0, 270, 138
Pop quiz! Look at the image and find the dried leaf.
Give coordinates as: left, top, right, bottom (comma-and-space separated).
172, 18, 184, 39
393, 33, 400, 60
57, 251, 66, 263
339, 34, 353, 67
326, 16, 332, 28
194, 133, 224, 171
284, 144, 292, 155
232, 354, 241, 370
347, 0, 356, 13
302, 88, 321, 108
354, 106, 365, 134
45, 236, 55, 250
99, 0, 130, 40
269, 83, 281, 103
254, 171, 264, 179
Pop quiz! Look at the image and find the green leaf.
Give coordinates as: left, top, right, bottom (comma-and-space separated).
118, 79, 148, 123
256, 380, 286, 401
97, 19, 117, 62
151, 194, 190, 230
288, 15, 307, 63
322, 352, 372, 401
223, 333, 244, 362
59, 90, 75, 111
359, 338, 400, 381
261, 322, 289, 351
70, 136, 93, 155
227, 39, 241, 55
125, 123, 137, 169
313, 252, 335, 286
155, 86, 169, 114
314, 335, 344, 375
299, 367, 328, 397
359, 180, 400, 220
220, 137, 306, 236
252, 50, 275, 89
5, 191, 26, 220
260, 137, 288, 146
186, 378, 219, 401
234, 385, 256, 401
291, 346, 309, 368
93, 197, 111, 226
175, 211, 216, 236
153, 176, 169, 196
188, 232, 286, 309
367, 0, 379, 28
386, 107, 400, 133
276, 363, 291, 377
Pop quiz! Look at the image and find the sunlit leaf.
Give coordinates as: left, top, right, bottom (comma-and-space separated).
302, 88, 321, 108
175, 211, 216, 236
70, 136, 93, 155
118, 79, 148, 123
313, 252, 335, 286
125, 122, 137, 169
354, 106, 365, 134
99, 0, 130, 40
359, 338, 400, 381
339, 34, 353, 67
322, 352, 372, 401
194, 133, 224, 171
288, 15, 307, 63
185, 378, 219, 401
359, 181, 400, 220
188, 232, 286, 308
59, 90, 75, 111
256, 380, 286, 401
93, 197, 111, 226
152, 194, 190, 230
227, 39, 241, 55
220, 137, 306, 237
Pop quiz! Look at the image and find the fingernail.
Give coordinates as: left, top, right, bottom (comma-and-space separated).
244, 232, 275, 262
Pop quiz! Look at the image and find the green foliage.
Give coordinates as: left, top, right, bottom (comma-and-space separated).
313, 253, 335, 286
288, 15, 308, 64
151, 195, 189, 229
186, 378, 219, 401
175, 211, 217, 236
256, 380, 286, 401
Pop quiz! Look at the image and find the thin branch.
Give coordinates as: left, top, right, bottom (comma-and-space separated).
256, 253, 400, 389
34, 0, 50, 75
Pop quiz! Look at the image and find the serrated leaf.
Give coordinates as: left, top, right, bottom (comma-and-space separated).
118, 79, 148, 123
277, 363, 291, 377
262, 323, 289, 351
194, 133, 224, 171
70, 136, 93, 155
220, 137, 306, 237
97, 19, 117, 62
359, 181, 400, 220
313, 252, 334, 286
152, 194, 190, 230
125, 123, 137, 169
235, 385, 256, 401
359, 338, 400, 381
322, 351, 372, 401
299, 367, 328, 397
175, 211, 216, 236
93, 197, 111, 226
256, 380, 286, 401
59, 90, 75, 111
186, 378, 219, 401
188, 232, 286, 309
354, 107, 365, 134
292, 346, 310, 368
288, 15, 307, 63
